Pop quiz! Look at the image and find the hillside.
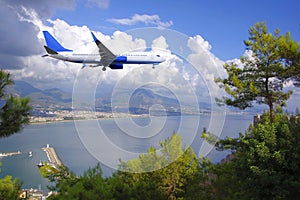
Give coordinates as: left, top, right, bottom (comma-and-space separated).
11, 81, 72, 108
10, 82, 185, 115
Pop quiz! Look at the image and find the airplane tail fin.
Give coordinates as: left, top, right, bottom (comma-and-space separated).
43, 31, 72, 52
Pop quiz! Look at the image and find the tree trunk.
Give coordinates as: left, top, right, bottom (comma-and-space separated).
269, 103, 274, 123
265, 76, 274, 123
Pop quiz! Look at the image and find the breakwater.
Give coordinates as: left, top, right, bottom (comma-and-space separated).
41, 144, 62, 166
0, 151, 22, 157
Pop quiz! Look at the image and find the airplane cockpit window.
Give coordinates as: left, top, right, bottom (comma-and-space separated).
156, 55, 160, 57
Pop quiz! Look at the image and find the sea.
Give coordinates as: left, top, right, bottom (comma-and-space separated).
0, 114, 253, 191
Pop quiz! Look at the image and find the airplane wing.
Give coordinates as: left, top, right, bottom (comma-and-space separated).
91, 32, 116, 67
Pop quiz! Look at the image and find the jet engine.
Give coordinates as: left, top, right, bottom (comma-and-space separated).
109, 64, 123, 69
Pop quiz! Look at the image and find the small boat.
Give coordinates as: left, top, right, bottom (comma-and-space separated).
29, 151, 32, 157
37, 162, 44, 168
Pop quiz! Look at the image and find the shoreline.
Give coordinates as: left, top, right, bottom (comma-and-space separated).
29, 111, 255, 125
29, 114, 147, 125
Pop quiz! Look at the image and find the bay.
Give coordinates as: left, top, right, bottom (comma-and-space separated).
0, 114, 253, 190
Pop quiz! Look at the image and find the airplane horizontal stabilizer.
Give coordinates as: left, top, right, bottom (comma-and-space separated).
44, 46, 58, 55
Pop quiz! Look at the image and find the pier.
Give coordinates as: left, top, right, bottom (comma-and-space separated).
0, 151, 22, 157
41, 144, 62, 166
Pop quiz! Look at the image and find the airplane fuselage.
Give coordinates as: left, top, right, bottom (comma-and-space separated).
49, 52, 165, 65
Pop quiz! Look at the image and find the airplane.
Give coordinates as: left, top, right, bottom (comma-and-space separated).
42, 31, 165, 71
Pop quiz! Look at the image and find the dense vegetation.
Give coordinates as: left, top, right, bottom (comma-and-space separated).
0, 69, 31, 200
45, 134, 213, 200
213, 111, 300, 199
0, 70, 31, 137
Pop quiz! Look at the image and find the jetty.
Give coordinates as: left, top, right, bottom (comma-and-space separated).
0, 151, 22, 157
41, 144, 62, 166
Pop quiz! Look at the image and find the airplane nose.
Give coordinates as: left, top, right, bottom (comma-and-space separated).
154, 54, 166, 63
158, 55, 166, 62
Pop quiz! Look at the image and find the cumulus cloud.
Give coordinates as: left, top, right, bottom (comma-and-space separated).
151, 36, 169, 52
0, 2, 41, 58
187, 35, 226, 98
108, 14, 173, 28
0, 0, 76, 69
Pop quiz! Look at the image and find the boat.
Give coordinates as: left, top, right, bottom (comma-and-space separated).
29, 151, 33, 157
37, 162, 44, 168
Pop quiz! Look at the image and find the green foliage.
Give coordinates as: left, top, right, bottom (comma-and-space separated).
0, 69, 31, 137
46, 133, 214, 200
117, 133, 209, 200
215, 22, 299, 122
0, 175, 21, 200
0, 70, 13, 99
213, 112, 300, 199
201, 128, 219, 145
47, 164, 112, 200
39, 163, 60, 179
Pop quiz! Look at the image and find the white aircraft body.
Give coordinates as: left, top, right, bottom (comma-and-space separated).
42, 31, 165, 71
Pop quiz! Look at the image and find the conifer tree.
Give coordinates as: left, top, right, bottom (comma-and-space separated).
215, 22, 299, 122
0, 69, 31, 137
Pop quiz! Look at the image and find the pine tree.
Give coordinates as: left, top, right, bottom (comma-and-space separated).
215, 22, 299, 122
0, 69, 31, 137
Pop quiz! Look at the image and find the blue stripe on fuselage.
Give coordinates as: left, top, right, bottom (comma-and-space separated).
113, 56, 160, 64
117, 60, 161, 64
114, 56, 127, 63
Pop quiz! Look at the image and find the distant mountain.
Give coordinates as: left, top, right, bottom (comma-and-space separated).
12, 81, 42, 97
10, 81, 234, 115
107, 88, 181, 115
43, 88, 72, 103
130, 88, 179, 107
11, 81, 72, 108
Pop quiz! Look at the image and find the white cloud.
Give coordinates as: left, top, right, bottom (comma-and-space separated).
0, 0, 76, 69
0, 3, 42, 58
187, 35, 226, 98
151, 36, 169, 52
108, 14, 173, 28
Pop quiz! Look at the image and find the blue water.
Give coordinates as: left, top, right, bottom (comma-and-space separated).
0, 114, 253, 190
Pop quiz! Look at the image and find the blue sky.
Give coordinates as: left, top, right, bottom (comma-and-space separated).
52, 0, 300, 60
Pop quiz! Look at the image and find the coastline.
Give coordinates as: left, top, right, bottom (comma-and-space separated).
29, 111, 148, 124
29, 111, 255, 125
29, 115, 147, 124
